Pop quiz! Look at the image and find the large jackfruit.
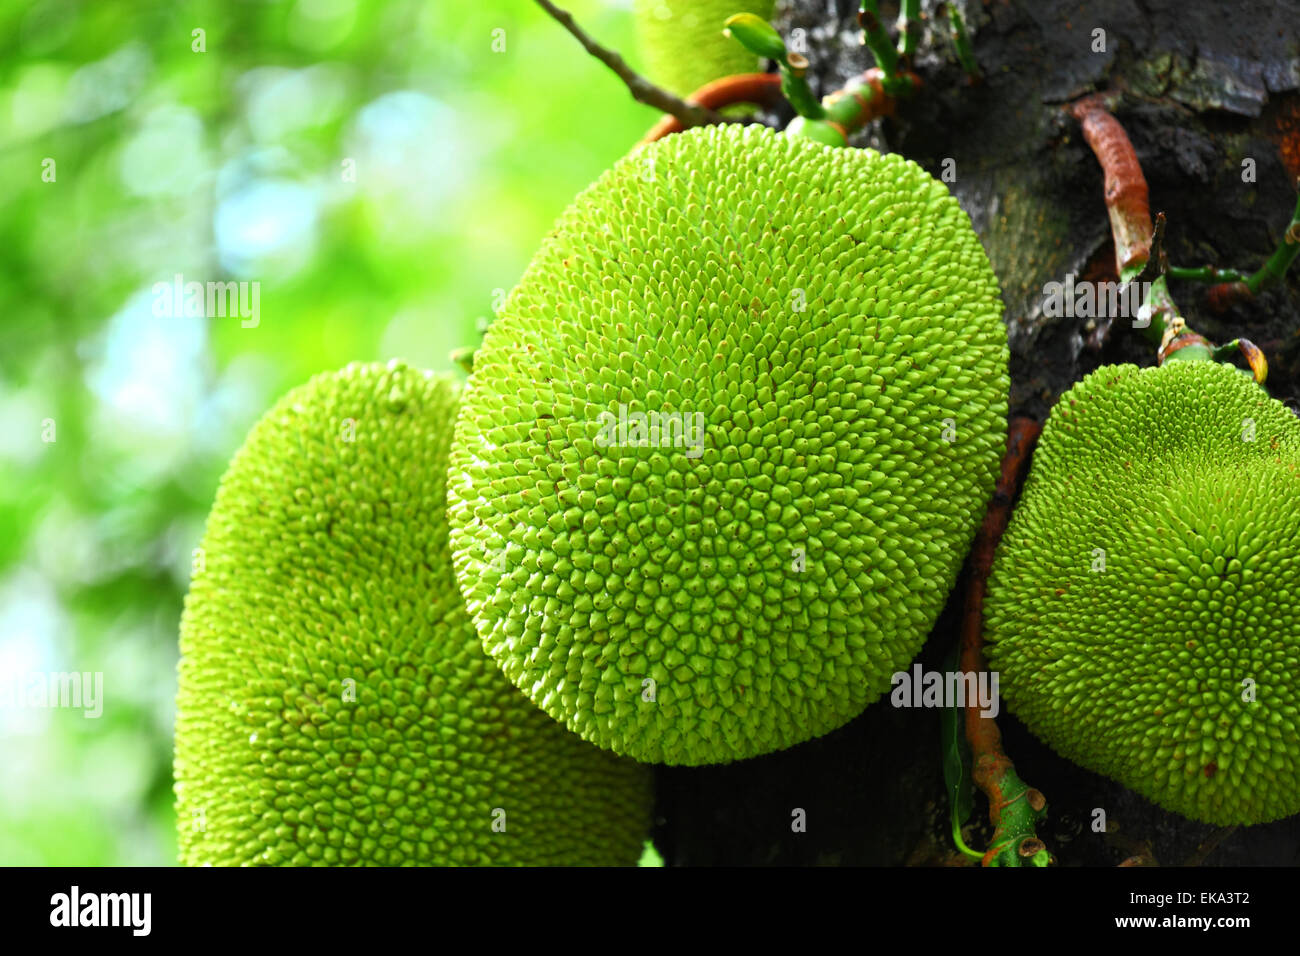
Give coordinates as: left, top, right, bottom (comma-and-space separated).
448, 124, 1009, 765
175, 361, 651, 864
985, 360, 1300, 825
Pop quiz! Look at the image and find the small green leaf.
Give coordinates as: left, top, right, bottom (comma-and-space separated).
941, 640, 981, 859
723, 13, 788, 64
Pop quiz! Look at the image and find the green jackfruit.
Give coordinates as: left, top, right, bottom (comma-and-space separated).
175, 361, 651, 864
985, 360, 1300, 825
448, 124, 1009, 765
633, 0, 774, 97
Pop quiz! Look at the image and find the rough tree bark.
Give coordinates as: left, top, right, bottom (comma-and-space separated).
654, 0, 1300, 866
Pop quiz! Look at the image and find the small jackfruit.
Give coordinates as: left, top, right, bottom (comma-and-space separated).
448, 124, 1009, 765
633, 0, 774, 97
175, 361, 651, 864
985, 360, 1300, 825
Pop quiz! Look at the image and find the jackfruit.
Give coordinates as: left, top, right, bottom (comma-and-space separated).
985, 360, 1300, 825
175, 361, 652, 864
633, 0, 774, 97
448, 124, 1009, 765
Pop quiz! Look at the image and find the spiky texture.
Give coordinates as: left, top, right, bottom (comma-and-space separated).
175, 361, 651, 864
633, 0, 775, 97
986, 360, 1300, 825
448, 124, 1008, 765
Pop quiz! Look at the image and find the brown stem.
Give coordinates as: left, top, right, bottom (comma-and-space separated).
1070, 95, 1152, 277
534, 0, 726, 131
961, 416, 1044, 863
1069, 100, 1252, 372
640, 73, 784, 144
1207, 280, 1252, 312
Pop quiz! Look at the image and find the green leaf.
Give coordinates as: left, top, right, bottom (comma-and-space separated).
941, 641, 981, 860
723, 13, 788, 64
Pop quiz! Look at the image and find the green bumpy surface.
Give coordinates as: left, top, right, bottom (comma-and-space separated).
175, 361, 651, 865
986, 360, 1300, 825
449, 124, 1009, 765
633, 0, 774, 97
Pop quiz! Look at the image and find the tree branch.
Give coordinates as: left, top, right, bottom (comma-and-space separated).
534, 0, 727, 130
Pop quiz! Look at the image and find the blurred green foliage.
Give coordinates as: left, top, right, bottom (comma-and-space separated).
0, 0, 655, 865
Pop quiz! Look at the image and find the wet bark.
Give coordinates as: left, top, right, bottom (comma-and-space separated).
655, 0, 1300, 866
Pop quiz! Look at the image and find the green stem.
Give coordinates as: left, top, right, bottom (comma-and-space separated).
726, 7, 918, 146
1245, 188, 1300, 296
723, 14, 825, 120
1205, 186, 1300, 311
1168, 264, 1249, 284
897, 0, 921, 60
822, 73, 876, 128
953, 823, 983, 861
785, 68, 916, 147
1133, 274, 1180, 349
947, 4, 980, 80
941, 642, 982, 862
781, 55, 826, 120
859, 0, 899, 77
980, 770, 1050, 867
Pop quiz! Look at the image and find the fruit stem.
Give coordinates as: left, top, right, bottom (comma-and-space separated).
780, 53, 828, 120
723, 14, 825, 120
896, 0, 922, 62
783, 68, 920, 147
858, 1, 899, 79
1069, 96, 1271, 383
1167, 264, 1249, 284
1206, 183, 1300, 310
639, 73, 784, 144
961, 416, 1051, 868
654, 8, 930, 146
945, 4, 981, 82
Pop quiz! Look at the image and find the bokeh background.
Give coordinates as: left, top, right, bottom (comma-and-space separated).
0, 0, 657, 866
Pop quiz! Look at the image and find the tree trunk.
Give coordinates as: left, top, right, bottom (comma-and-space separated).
655, 0, 1300, 866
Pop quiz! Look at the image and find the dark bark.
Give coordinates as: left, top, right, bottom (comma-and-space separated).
655, 0, 1300, 866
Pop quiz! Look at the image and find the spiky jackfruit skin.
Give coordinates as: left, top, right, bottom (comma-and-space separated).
985, 360, 1300, 825
448, 124, 1009, 765
175, 361, 651, 865
633, 0, 774, 97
